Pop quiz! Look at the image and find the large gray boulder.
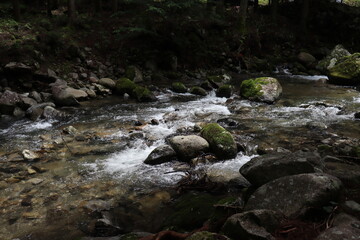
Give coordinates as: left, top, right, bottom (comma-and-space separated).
169, 135, 209, 161
51, 79, 88, 106
316, 213, 360, 240
240, 77, 282, 104
245, 173, 343, 217
222, 210, 282, 240
240, 151, 324, 187
144, 145, 177, 165
317, 44, 351, 72
328, 53, 360, 85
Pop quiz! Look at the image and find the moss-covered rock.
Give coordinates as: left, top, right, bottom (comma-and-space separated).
200, 123, 237, 160
115, 77, 137, 95
317, 44, 351, 72
207, 74, 231, 88
328, 53, 360, 85
186, 231, 229, 240
216, 84, 232, 98
190, 86, 207, 96
171, 82, 187, 93
125, 65, 143, 83
239, 77, 282, 104
133, 86, 156, 102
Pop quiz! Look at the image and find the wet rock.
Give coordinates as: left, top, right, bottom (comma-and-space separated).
200, 123, 237, 160
190, 86, 207, 96
115, 78, 137, 95
315, 213, 360, 240
216, 84, 232, 98
328, 53, 360, 85
125, 65, 143, 83
42, 106, 61, 119
169, 135, 209, 161
317, 44, 351, 72
171, 82, 187, 93
63, 126, 78, 135
200, 80, 214, 91
324, 161, 360, 188
207, 74, 231, 88
354, 112, 360, 119
51, 79, 87, 106
28, 178, 44, 185
342, 201, 360, 218
245, 173, 343, 217
22, 150, 40, 161
144, 145, 177, 165
99, 78, 116, 89
93, 83, 111, 95
240, 150, 324, 187
4, 62, 32, 74
133, 86, 157, 102
68, 72, 79, 80
19, 96, 38, 109
41, 92, 53, 102
150, 119, 159, 125
297, 52, 316, 64
186, 231, 230, 240
34, 68, 58, 82
29, 91, 42, 103
13, 107, 25, 117
85, 88, 97, 98
26, 102, 56, 121
240, 77, 282, 104
83, 200, 111, 213
222, 210, 282, 240
0, 90, 22, 115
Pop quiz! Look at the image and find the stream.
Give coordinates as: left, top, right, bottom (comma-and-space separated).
0, 74, 359, 239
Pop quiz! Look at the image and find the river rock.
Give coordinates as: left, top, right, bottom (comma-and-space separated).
99, 78, 116, 89
0, 90, 22, 115
144, 145, 177, 165
240, 150, 324, 187
317, 44, 351, 72
186, 231, 230, 240
26, 102, 56, 120
207, 74, 231, 88
29, 91, 42, 103
200, 123, 237, 160
221, 210, 282, 240
115, 77, 137, 95
216, 84, 232, 98
125, 65, 143, 83
4, 62, 32, 74
190, 86, 207, 96
169, 135, 209, 161
171, 82, 187, 93
245, 173, 343, 217
52, 80, 88, 106
315, 213, 360, 240
43, 106, 61, 119
328, 53, 360, 85
22, 150, 40, 161
297, 52, 316, 64
132, 86, 157, 102
324, 160, 360, 187
19, 96, 38, 109
34, 68, 58, 82
240, 77, 282, 104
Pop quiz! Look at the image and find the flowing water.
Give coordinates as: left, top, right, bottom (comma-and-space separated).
0, 75, 359, 239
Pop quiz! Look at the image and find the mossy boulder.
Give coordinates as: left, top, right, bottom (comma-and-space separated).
171, 82, 187, 93
125, 65, 143, 83
115, 77, 137, 95
317, 44, 351, 72
190, 86, 207, 96
133, 86, 157, 102
328, 53, 360, 85
207, 74, 231, 88
239, 77, 282, 104
200, 123, 237, 160
216, 84, 232, 98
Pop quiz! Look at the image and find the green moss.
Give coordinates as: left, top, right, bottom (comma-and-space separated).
190, 86, 207, 96
216, 84, 232, 98
240, 77, 277, 100
201, 123, 237, 159
329, 53, 360, 82
172, 82, 187, 93
125, 66, 136, 80
133, 86, 155, 102
115, 77, 137, 95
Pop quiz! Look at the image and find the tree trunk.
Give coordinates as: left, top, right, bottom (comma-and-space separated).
68, 0, 76, 23
239, 0, 248, 32
300, 0, 309, 33
13, 0, 21, 21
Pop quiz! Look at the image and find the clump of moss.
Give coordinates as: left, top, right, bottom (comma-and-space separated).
171, 82, 187, 93
190, 86, 207, 96
216, 84, 232, 98
201, 123, 237, 160
239, 77, 269, 99
329, 53, 360, 85
115, 77, 137, 95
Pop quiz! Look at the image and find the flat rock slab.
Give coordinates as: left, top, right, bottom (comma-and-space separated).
245, 173, 343, 217
240, 151, 324, 187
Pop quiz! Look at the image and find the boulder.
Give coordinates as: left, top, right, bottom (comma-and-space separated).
144, 145, 177, 165
29, 91, 42, 103
297, 52, 316, 64
43, 106, 62, 119
0, 90, 22, 115
22, 150, 40, 161
324, 160, 360, 188
186, 231, 229, 240
222, 210, 282, 240
328, 53, 360, 85
4, 62, 32, 74
171, 82, 187, 93
115, 78, 137, 95
34, 68, 58, 82
207, 74, 231, 88
190, 86, 207, 96
245, 173, 343, 217
19, 96, 38, 109
125, 65, 143, 83
51, 80, 87, 106
132, 86, 157, 102
317, 44, 351, 72
315, 213, 360, 240
26, 102, 56, 121
200, 123, 237, 160
216, 84, 232, 98
169, 135, 209, 161
240, 151, 324, 187
240, 77, 282, 104
99, 78, 116, 89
